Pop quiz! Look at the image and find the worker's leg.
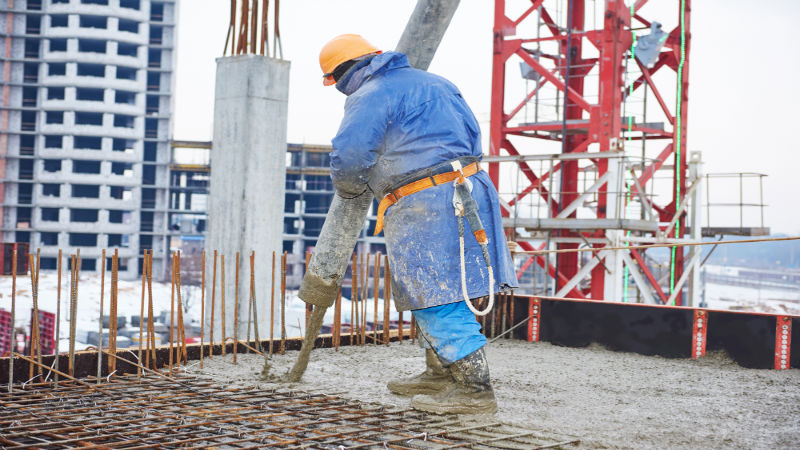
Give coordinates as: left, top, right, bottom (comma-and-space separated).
409, 301, 497, 414
387, 346, 452, 396
387, 302, 484, 396
410, 302, 486, 365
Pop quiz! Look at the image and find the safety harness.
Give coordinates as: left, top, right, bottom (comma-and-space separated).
450, 161, 494, 316
374, 160, 494, 316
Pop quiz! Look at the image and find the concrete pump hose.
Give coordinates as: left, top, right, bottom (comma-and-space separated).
284, 305, 328, 382
290, 192, 370, 382
299, 191, 373, 308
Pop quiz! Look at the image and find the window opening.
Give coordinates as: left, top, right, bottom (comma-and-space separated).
75, 111, 103, 126
49, 38, 67, 52
74, 136, 103, 150
76, 87, 104, 102
118, 19, 139, 33
50, 14, 68, 27
79, 15, 106, 29
116, 66, 137, 80
117, 42, 138, 57
70, 208, 99, 222
115, 90, 136, 105
77, 63, 105, 77
114, 114, 136, 129
45, 111, 63, 124
68, 233, 97, 247
42, 183, 61, 197
41, 208, 60, 222
48, 62, 66, 76
43, 159, 62, 171
71, 184, 100, 198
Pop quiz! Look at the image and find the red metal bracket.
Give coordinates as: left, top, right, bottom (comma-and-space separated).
691, 309, 707, 359
775, 316, 792, 370
527, 298, 541, 342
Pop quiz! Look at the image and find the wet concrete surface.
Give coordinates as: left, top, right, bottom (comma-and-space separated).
193, 339, 800, 449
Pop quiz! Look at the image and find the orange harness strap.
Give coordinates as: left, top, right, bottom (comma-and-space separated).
373, 162, 481, 235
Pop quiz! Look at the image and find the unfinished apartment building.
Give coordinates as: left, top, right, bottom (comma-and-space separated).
1, 0, 176, 279
168, 142, 386, 290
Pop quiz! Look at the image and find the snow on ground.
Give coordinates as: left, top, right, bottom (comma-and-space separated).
1, 269, 798, 351
194, 339, 800, 450
705, 281, 800, 315
0, 271, 191, 346
0, 271, 402, 349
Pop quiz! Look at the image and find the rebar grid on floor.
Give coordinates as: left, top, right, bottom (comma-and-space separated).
0, 374, 579, 449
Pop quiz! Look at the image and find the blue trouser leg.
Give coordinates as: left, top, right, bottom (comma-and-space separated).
411, 301, 486, 366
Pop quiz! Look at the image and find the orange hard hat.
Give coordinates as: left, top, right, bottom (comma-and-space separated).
319, 34, 380, 86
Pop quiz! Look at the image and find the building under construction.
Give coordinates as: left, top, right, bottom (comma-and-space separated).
1, 0, 177, 279
0, 0, 798, 448
168, 140, 385, 290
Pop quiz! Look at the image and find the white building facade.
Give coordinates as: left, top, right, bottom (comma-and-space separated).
1, 0, 176, 278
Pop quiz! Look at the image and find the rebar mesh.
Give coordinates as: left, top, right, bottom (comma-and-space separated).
0, 374, 579, 449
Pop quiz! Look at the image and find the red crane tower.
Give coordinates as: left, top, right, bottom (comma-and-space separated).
489, 0, 694, 304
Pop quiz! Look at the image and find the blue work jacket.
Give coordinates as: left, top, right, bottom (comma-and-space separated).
331, 52, 517, 311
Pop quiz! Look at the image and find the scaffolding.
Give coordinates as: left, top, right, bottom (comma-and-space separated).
487, 0, 767, 306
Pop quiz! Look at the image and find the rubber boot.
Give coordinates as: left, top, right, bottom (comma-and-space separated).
387, 349, 453, 396
410, 347, 497, 415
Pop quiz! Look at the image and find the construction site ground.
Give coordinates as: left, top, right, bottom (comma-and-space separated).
194, 338, 800, 449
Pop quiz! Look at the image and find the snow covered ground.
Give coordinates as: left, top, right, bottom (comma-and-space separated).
1, 269, 797, 351
704, 278, 800, 315
0, 271, 402, 350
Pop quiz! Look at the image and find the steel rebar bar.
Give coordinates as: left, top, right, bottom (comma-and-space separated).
29, 250, 42, 378
67, 250, 80, 377
350, 253, 358, 345
334, 287, 342, 350
175, 251, 187, 364
138, 250, 147, 380
246, 254, 254, 355
374, 252, 380, 345
169, 252, 175, 376
210, 250, 217, 358
221, 254, 226, 356
383, 255, 390, 346
110, 249, 119, 373
234, 252, 240, 364
270, 251, 275, 356
361, 253, 367, 346
97, 248, 106, 383
146, 251, 157, 369
280, 251, 286, 354
250, 251, 261, 353
200, 250, 206, 368
8, 245, 17, 392
54, 249, 62, 387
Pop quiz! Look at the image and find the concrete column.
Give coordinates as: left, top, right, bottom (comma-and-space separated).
206, 55, 290, 344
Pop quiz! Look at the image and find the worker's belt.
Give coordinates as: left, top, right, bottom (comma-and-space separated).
374, 161, 481, 235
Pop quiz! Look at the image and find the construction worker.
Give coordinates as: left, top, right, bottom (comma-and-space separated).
320, 34, 516, 414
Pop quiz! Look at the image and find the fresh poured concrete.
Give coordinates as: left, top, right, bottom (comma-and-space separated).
207, 55, 290, 341
195, 340, 800, 449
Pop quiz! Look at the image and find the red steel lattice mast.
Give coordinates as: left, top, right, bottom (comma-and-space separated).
489, 0, 692, 304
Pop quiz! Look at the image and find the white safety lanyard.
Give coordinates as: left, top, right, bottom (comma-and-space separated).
451, 161, 494, 316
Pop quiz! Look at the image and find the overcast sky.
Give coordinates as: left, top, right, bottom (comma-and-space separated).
172, 1, 800, 235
